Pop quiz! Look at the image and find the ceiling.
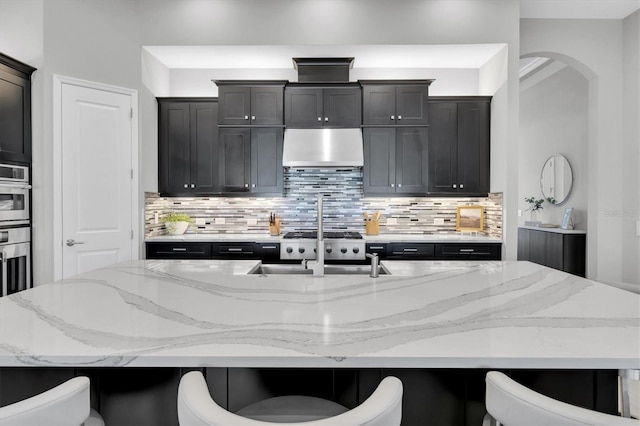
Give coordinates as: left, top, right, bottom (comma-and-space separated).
144, 0, 639, 73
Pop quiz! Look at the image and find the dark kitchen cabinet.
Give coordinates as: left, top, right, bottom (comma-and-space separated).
363, 127, 428, 195
216, 81, 286, 126
0, 54, 35, 164
158, 99, 219, 195
517, 227, 586, 277
360, 80, 432, 126
218, 127, 283, 194
284, 85, 361, 128
434, 243, 502, 260
146, 242, 212, 259
428, 97, 491, 196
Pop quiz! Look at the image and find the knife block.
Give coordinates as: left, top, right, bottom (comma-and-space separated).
365, 220, 379, 235
269, 219, 281, 236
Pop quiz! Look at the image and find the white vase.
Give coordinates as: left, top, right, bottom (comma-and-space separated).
166, 221, 189, 235
524, 210, 542, 227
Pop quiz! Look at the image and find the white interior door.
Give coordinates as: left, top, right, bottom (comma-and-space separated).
60, 81, 136, 278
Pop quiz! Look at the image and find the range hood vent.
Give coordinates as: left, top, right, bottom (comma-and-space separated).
283, 128, 363, 168
292, 57, 354, 82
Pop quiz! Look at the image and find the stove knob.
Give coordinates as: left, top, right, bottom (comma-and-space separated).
340, 247, 347, 254
298, 247, 305, 254
286, 247, 293, 254
325, 246, 332, 254
352, 247, 360, 254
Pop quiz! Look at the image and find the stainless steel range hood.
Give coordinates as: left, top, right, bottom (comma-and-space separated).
282, 128, 364, 168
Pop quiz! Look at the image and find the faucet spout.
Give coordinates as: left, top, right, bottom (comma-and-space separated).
365, 253, 379, 278
310, 193, 325, 276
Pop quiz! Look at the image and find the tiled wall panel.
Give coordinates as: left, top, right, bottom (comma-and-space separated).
146, 169, 502, 238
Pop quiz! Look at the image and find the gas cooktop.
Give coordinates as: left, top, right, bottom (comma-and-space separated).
282, 231, 363, 240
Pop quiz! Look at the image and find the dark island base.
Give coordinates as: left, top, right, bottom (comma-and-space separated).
0, 368, 618, 425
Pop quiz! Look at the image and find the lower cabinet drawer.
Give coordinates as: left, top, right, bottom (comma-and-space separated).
213, 243, 256, 258
434, 243, 501, 260
387, 243, 435, 260
146, 242, 212, 259
256, 243, 280, 262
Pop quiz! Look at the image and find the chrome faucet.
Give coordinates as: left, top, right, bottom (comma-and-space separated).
365, 253, 379, 278
302, 193, 325, 276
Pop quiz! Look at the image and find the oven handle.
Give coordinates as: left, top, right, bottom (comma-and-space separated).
0, 251, 6, 297
0, 182, 31, 190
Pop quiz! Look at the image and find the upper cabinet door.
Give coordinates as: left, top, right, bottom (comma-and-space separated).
190, 102, 219, 194
395, 127, 428, 194
362, 85, 396, 125
323, 87, 361, 127
250, 86, 283, 125
427, 102, 458, 193
218, 128, 251, 192
0, 67, 31, 163
284, 87, 323, 128
158, 101, 191, 195
218, 86, 251, 125
251, 127, 283, 193
395, 85, 429, 125
363, 127, 396, 194
456, 101, 489, 195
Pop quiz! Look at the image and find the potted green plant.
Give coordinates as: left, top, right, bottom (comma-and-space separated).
524, 196, 555, 226
163, 212, 192, 235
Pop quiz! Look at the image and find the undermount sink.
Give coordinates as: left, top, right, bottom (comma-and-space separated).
248, 263, 390, 276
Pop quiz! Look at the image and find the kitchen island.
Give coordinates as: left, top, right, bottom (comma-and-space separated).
1, 259, 638, 424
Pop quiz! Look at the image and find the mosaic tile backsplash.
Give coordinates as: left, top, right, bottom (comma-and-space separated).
145, 168, 503, 238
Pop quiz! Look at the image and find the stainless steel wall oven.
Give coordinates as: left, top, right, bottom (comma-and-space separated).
0, 163, 31, 297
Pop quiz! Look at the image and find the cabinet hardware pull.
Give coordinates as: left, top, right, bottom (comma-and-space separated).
398, 184, 402, 188
391, 115, 395, 120
370, 246, 384, 250
228, 248, 243, 252
403, 248, 418, 252
262, 246, 277, 249
172, 248, 187, 251
324, 117, 329, 121
184, 184, 188, 188
390, 184, 395, 187
252, 184, 256, 188
459, 249, 474, 252
251, 115, 255, 120
453, 184, 457, 189
244, 183, 249, 188
398, 115, 402, 120
190, 184, 195, 188
317, 117, 322, 121
244, 115, 249, 120
460, 184, 464, 189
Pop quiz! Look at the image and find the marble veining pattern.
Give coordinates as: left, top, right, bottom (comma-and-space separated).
0, 260, 638, 369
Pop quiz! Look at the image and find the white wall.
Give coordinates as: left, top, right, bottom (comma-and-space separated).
622, 10, 640, 286
519, 65, 588, 229
521, 18, 629, 283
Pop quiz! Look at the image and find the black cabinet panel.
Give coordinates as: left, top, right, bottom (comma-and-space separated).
218, 128, 251, 192
217, 83, 284, 126
428, 97, 490, 196
517, 228, 586, 277
435, 243, 501, 260
0, 55, 35, 164
285, 86, 361, 128
361, 82, 430, 126
396, 127, 428, 194
158, 99, 218, 195
251, 127, 283, 193
363, 127, 427, 195
146, 242, 212, 259
363, 128, 396, 194
387, 243, 434, 260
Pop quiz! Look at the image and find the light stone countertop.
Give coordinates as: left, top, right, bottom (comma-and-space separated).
145, 233, 502, 243
1, 260, 637, 369
519, 226, 587, 234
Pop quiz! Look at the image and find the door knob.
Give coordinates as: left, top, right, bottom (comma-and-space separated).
66, 239, 85, 247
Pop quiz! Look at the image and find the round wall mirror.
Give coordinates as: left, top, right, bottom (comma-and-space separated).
540, 154, 573, 205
